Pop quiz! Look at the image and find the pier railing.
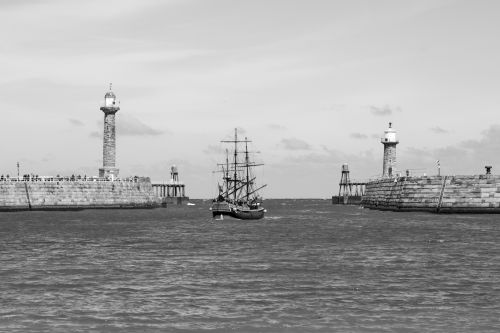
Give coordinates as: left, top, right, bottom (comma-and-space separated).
0, 175, 150, 183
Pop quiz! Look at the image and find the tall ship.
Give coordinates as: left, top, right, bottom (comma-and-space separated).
211, 129, 267, 220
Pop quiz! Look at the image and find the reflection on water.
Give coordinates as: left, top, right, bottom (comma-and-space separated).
1, 200, 499, 332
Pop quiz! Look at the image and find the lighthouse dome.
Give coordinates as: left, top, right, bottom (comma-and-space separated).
381, 122, 398, 143
105, 91, 116, 99
104, 87, 117, 107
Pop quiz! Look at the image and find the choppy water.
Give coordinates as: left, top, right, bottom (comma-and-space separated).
0, 199, 499, 332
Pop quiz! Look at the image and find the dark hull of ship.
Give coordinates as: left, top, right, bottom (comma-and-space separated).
211, 201, 265, 220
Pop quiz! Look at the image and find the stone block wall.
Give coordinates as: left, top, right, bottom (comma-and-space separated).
103, 112, 116, 168
0, 179, 160, 211
382, 143, 397, 177
362, 175, 500, 213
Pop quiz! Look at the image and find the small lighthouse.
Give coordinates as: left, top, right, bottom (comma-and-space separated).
99, 84, 120, 178
381, 122, 399, 178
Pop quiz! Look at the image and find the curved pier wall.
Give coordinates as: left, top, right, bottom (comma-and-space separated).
0, 179, 160, 211
362, 175, 500, 213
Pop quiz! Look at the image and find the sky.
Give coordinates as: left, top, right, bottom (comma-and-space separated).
1, 0, 500, 198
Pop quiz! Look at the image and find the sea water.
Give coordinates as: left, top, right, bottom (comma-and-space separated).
0, 199, 499, 332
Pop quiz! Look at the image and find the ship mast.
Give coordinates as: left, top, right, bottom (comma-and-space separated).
219, 128, 264, 203
225, 148, 229, 196
245, 137, 250, 202
233, 128, 238, 202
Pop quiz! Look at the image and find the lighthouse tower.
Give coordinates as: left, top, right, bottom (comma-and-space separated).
99, 85, 120, 179
381, 122, 399, 178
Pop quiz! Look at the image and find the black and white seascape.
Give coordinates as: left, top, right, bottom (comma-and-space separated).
2, 1, 500, 332
1, 201, 499, 332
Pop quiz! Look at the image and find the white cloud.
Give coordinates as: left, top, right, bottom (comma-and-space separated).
369, 105, 402, 116
69, 118, 84, 126
117, 115, 164, 136
430, 126, 448, 134
350, 133, 368, 139
280, 138, 312, 151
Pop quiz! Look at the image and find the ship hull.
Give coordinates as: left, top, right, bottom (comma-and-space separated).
211, 201, 265, 220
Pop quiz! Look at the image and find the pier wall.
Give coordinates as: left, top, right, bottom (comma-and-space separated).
332, 195, 363, 205
362, 175, 500, 213
0, 179, 160, 211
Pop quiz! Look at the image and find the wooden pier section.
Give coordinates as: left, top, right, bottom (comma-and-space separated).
332, 164, 366, 205
152, 165, 189, 206
152, 183, 186, 198
152, 183, 189, 206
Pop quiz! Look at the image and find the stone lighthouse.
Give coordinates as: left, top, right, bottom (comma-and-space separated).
99, 85, 120, 178
381, 122, 399, 178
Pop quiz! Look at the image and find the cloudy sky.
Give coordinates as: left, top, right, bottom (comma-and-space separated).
1, 0, 499, 198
